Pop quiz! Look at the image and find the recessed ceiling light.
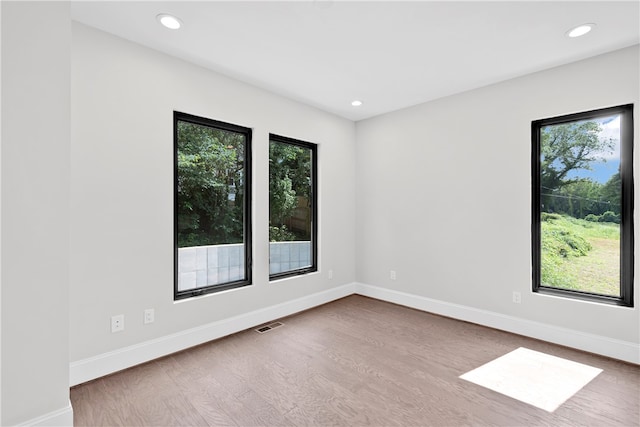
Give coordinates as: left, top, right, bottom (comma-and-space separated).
566, 23, 595, 38
351, 100, 363, 107
157, 13, 183, 30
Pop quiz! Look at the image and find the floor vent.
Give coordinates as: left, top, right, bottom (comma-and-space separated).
255, 321, 284, 333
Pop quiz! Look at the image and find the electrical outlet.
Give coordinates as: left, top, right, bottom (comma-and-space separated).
512, 291, 522, 304
111, 314, 125, 333
144, 309, 154, 324
328, 269, 333, 280
390, 270, 397, 280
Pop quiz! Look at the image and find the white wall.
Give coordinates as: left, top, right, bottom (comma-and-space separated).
1, 2, 72, 425
70, 23, 356, 365
356, 46, 639, 346
0, 2, 3, 423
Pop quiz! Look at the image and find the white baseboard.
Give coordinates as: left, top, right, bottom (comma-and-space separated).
70, 282, 639, 386
17, 401, 73, 427
70, 283, 356, 386
354, 283, 640, 365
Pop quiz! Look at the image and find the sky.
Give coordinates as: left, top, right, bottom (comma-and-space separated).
567, 159, 620, 184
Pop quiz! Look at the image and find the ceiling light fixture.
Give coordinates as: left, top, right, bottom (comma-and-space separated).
566, 23, 595, 38
157, 13, 183, 30
351, 100, 363, 107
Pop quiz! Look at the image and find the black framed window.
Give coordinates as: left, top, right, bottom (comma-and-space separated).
532, 104, 633, 306
269, 134, 318, 279
174, 112, 252, 299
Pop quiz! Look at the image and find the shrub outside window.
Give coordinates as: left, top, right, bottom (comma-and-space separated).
269, 134, 317, 279
174, 112, 252, 299
532, 104, 633, 307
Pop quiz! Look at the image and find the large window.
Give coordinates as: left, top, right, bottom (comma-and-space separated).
174, 112, 252, 299
532, 104, 633, 306
269, 134, 317, 279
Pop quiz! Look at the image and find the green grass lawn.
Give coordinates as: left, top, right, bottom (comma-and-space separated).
541, 214, 620, 296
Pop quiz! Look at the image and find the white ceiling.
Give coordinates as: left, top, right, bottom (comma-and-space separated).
71, 1, 640, 121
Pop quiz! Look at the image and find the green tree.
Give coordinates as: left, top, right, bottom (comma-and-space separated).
269, 142, 311, 241
600, 169, 621, 215
551, 179, 605, 218
177, 121, 245, 247
540, 121, 615, 213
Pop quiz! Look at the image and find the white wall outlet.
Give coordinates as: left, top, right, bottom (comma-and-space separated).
144, 308, 154, 324
512, 291, 522, 304
328, 269, 333, 280
390, 270, 397, 280
111, 314, 125, 333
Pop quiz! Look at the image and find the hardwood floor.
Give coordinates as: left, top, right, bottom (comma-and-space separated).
71, 295, 640, 426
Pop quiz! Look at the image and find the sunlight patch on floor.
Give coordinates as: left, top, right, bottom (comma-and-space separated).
460, 347, 602, 412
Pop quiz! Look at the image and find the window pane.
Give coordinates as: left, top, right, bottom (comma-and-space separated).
175, 113, 251, 298
533, 104, 633, 307
540, 115, 621, 296
269, 136, 317, 278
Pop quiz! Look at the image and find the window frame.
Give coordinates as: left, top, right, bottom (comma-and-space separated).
269, 133, 318, 281
174, 111, 252, 300
531, 104, 634, 307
